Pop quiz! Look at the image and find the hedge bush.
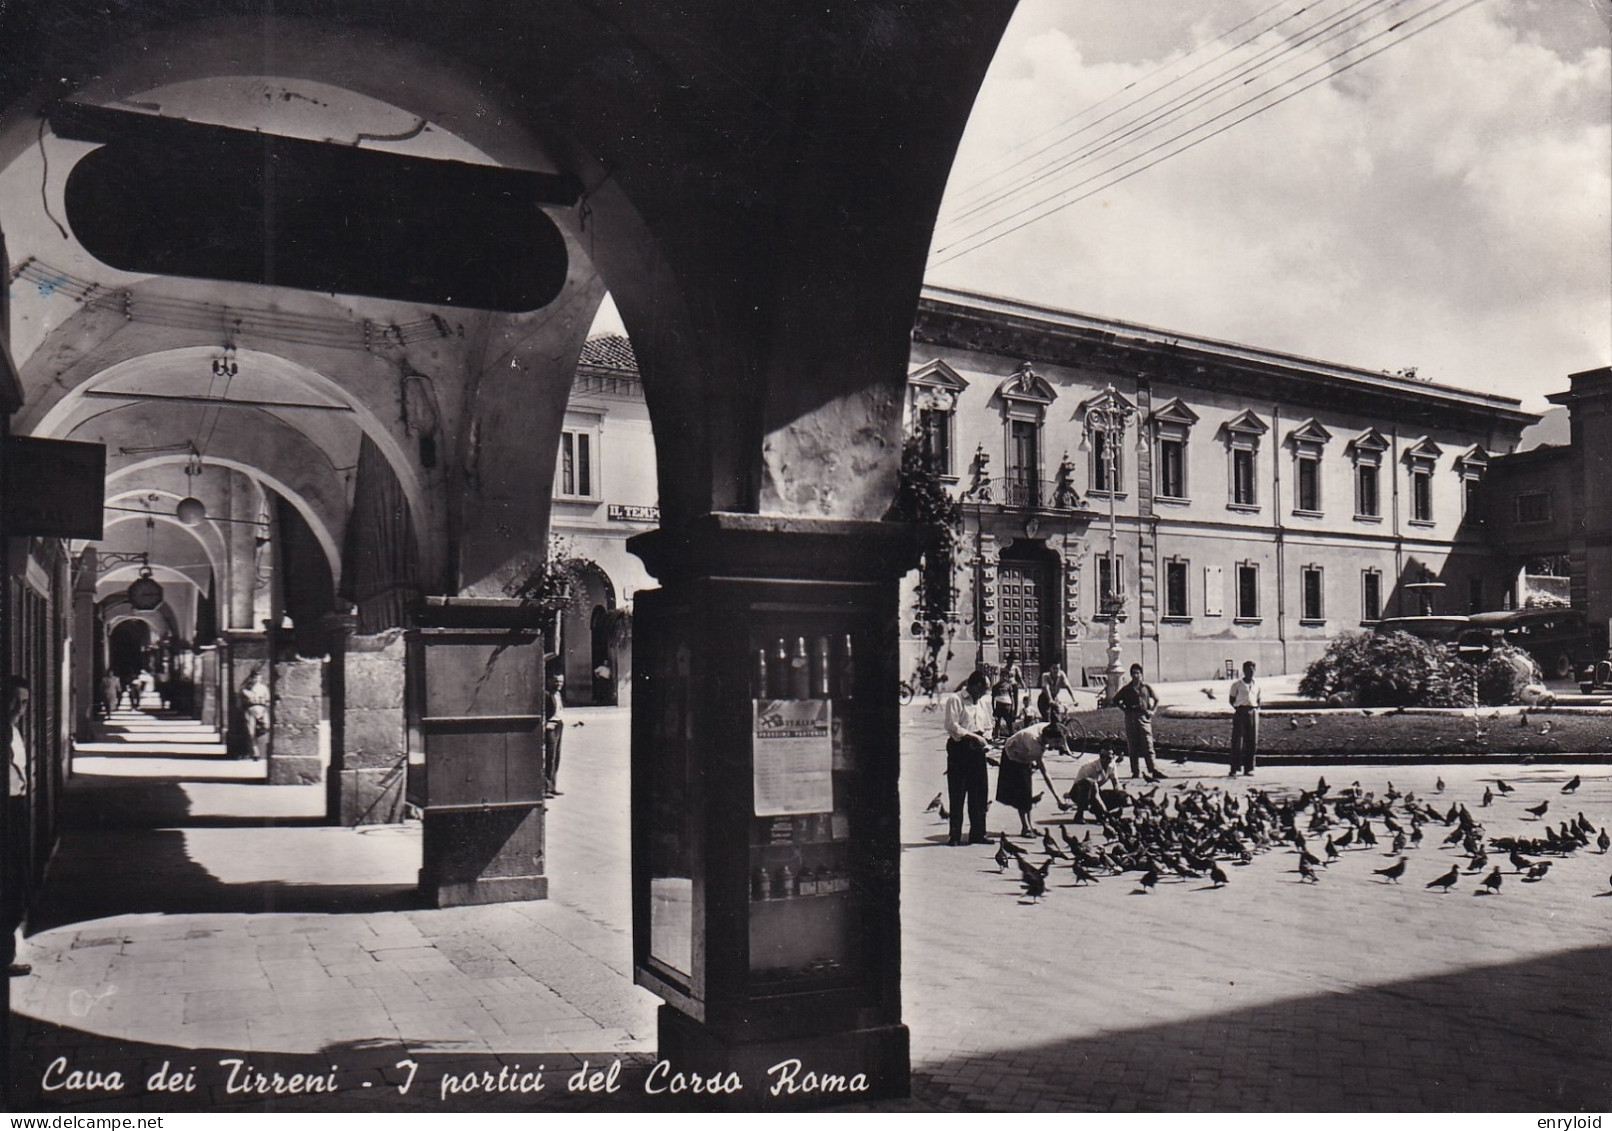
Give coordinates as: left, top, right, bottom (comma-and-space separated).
1299, 631, 1440, 706
1299, 631, 1533, 708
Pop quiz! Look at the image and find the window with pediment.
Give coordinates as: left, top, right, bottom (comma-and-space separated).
1455, 445, 1488, 519
907, 359, 969, 479
1348, 428, 1389, 520
1221, 410, 1267, 510
1287, 418, 1331, 516
1149, 398, 1198, 502
1403, 437, 1442, 525
998, 362, 1056, 506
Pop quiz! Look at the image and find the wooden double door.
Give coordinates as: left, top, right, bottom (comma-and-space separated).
997, 556, 1056, 688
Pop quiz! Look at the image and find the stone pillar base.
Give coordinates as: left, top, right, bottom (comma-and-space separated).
416, 798, 547, 908
656, 1006, 910, 1108
420, 873, 550, 908
268, 756, 323, 785
336, 767, 406, 825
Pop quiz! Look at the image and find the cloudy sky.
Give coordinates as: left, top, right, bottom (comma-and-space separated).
924, 0, 1611, 410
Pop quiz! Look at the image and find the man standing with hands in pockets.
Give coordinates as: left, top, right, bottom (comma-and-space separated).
1229, 660, 1261, 777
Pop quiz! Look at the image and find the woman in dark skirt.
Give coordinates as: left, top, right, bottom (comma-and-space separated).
995, 722, 1069, 836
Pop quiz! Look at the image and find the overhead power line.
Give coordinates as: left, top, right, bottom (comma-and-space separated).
941, 0, 1296, 217
929, 0, 1488, 269
944, 0, 1402, 232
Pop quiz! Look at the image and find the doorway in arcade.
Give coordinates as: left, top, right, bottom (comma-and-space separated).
553, 561, 621, 706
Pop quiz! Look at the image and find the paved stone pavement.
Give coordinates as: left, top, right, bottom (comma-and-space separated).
7, 703, 1612, 1111
895, 703, 1612, 1112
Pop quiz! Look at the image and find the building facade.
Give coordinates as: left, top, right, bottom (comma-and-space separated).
1485, 366, 1612, 661
547, 334, 659, 706
904, 287, 1541, 686
559, 292, 1555, 690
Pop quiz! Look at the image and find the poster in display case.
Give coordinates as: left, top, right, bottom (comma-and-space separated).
752, 699, 834, 816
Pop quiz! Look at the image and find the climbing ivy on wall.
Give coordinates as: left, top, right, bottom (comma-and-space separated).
887, 434, 964, 695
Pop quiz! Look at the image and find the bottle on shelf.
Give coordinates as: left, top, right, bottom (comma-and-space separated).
789, 637, 811, 699
797, 867, 815, 897
838, 634, 855, 699
812, 636, 831, 698
772, 638, 789, 698
755, 648, 770, 698
752, 866, 769, 901
778, 864, 794, 900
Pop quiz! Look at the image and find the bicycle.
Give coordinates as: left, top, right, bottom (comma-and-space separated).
898, 658, 945, 706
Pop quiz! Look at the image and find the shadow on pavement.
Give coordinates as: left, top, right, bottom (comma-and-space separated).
27, 823, 421, 931
909, 942, 1612, 1112
60, 774, 321, 829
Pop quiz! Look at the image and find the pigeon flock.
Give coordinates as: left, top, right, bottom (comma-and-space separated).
939, 769, 1612, 904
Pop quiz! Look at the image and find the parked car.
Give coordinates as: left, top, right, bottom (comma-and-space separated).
1467, 608, 1593, 681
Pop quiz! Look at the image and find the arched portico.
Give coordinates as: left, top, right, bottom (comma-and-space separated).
0, 0, 1018, 1101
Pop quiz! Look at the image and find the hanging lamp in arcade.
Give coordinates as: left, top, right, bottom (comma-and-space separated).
127, 515, 164, 610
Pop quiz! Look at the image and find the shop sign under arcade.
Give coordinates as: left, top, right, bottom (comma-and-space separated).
2, 436, 105, 539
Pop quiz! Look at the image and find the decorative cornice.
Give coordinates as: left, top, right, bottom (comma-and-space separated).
1150, 397, 1200, 428
1402, 436, 1443, 463
1287, 418, 1333, 447
908, 357, 970, 392
1222, 409, 1269, 437
1076, 387, 1135, 418
997, 361, 1056, 405
914, 286, 1538, 430
1347, 427, 1389, 455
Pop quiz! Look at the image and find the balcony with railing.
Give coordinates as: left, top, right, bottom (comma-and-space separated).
998, 476, 1085, 512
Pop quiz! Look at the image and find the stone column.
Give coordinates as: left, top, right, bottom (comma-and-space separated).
196, 646, 219, 729
222, 630, 268, 760
269, 651, 323, 786
329, 626, 407, 825
71, 549, 97, 740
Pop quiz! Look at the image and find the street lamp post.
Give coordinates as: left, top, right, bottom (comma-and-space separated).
1080, 385, 1135, 706
963, 444, 993, 671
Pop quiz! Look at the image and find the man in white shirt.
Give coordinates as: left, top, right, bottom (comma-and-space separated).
1228, 660, 1261, 777
941, 670, 993, 846
1064, 747, 1119, 822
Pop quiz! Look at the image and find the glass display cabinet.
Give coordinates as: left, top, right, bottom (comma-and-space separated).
630, 516, 912, 1104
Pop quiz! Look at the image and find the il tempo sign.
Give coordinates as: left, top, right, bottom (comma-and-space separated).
607, 504, 660, 523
